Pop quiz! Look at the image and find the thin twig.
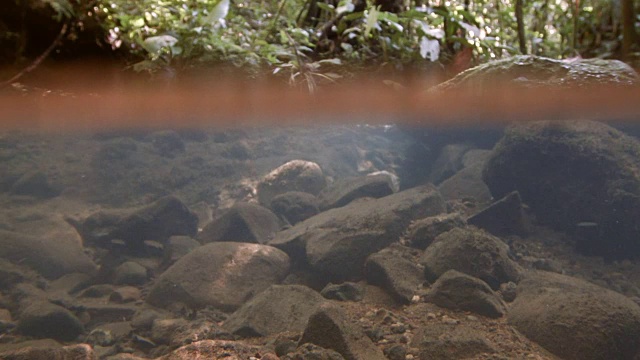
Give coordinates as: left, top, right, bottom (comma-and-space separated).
0, 22, 69, 88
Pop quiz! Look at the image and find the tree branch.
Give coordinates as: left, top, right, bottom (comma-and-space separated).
0, 22, 69, 88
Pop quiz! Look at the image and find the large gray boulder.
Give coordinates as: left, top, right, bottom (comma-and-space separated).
420, 227, 522, 289
147, 242, 290, 311
483, 120, 640, 259
223, 285, 325, 337
509, 271, 640, 360
270, 184, 446, 283
432, 55, 638, 91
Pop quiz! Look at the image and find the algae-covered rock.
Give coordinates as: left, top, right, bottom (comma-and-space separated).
431, 55, 638, 91
483, 120, 640, 259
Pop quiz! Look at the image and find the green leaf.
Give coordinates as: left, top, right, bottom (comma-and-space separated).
365, 7, 381, 38
205, 0, 230, 26
142, 35, 179, 54
131, 18, 145, 28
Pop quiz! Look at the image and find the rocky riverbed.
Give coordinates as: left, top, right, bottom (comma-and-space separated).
2, 119, 640, 360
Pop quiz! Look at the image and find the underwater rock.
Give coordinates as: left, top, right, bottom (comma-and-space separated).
149, 130, 186, 157
109, 286, 141, 304
483, 120, 640, 259
410, 324, 496, 360
0, 343, 94, 360
81, 303, 138, 328
365, 247, 424, 304
299, 304, 386, 360
437, 151, 493, 205
467, 191, 528, 237
9, 171, 59, 198
270, 184, 445, 283
151, 318, 231, 348
113, 261, 147, 286
17, 301, 84, 341
198, 202, 281, 245
431, 55, 639, 91
162, 235, 201, 268
420, 227, 522, 289
257, 160, 326, 207
405, 213, 466, 249
428, 144, 472, 185
425, 270, 507, 318
155, 339, 255, 359
0, 230, 96, 280
282, 343, 345, 360
269, 191, 320, 225
223, 284, 325, 337
320, 282, 365, 302
509, 271, 640, 360
146, 242, 290, 311
67, 195, 198, 251
86, 321, 132, 347
318, 174, 395, 211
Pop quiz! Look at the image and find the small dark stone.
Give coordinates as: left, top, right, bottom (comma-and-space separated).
275, 339, 299, 357
114, 261, 147, 286
320, 282, 364, 302
384, 344, 407, 360
499, 282, 517, 302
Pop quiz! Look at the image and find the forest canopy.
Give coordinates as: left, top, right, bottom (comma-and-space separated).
1, 0, 639, 88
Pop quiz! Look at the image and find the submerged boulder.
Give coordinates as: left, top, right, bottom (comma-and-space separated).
318, 174, 396, 211
365, 247, 424, 304
300, 304, 386, 360
198, 202, 281, 244
410, 323, 496, 360
425, 270, 507, 318
483, 120, 640, 259
420, 227, 522, 289
270, 184, 445, 283
146, 242, 290, 311
257, 160, 326, 207
223, 285, 325, 337
509, 271, 640, 360
0, 230, 96, 280
17, 301, 85, 341
67, 195, 198, 250
269, 191, 320, 225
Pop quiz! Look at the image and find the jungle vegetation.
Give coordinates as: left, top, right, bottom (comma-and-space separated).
1, 0, 639, 89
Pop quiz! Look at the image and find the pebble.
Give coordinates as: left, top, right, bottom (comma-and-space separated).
441, 315, 459, 325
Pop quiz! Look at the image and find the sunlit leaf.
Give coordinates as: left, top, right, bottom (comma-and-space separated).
419, 36, 440, 61
131, 18, 145, 28
365, 7, 380, 37
142, 35, 179, 54
205, 0, 230, 26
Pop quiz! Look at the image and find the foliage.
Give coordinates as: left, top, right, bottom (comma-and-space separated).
84, 0, 638, 86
